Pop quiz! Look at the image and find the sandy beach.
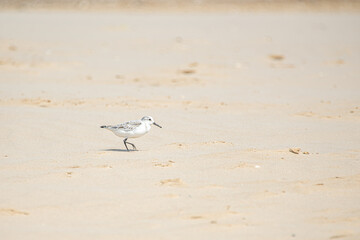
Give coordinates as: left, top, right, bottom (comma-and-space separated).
0, 2, 360, 239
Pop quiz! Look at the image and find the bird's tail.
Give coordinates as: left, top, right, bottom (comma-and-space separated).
101, 125, 116, 130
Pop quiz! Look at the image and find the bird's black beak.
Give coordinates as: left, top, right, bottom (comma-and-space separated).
153, 122, 162, 128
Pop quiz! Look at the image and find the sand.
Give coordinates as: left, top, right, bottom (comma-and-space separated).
0, 7, 360, 240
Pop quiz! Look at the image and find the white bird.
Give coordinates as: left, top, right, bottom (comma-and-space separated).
100, 116, 162, 151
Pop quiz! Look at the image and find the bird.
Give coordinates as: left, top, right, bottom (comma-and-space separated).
100, 116, 162, 151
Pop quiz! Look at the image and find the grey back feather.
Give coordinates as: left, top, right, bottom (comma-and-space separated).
103, 120, 142, 132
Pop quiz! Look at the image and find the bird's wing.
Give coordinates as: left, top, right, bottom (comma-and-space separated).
111, 120, 142, 131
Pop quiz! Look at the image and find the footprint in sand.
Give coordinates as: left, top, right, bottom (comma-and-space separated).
0, 208, 29, 216
160, 178, 184, 187
269, 54, 284, 61
68, 165, 81, 169
153, 160, 175, 167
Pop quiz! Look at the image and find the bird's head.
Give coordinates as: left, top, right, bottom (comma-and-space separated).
141, 116, 162, 128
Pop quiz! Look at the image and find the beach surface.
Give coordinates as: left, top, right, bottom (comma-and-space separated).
0, 6, 360, 240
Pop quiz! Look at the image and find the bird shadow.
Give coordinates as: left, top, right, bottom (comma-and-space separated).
101, 149, 138, 152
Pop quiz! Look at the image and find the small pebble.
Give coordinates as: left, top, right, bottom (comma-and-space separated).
289, 148, 301, 154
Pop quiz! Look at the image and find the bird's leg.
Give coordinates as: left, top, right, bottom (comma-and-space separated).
126, 141, 137, 150
123, 138, 129, 151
